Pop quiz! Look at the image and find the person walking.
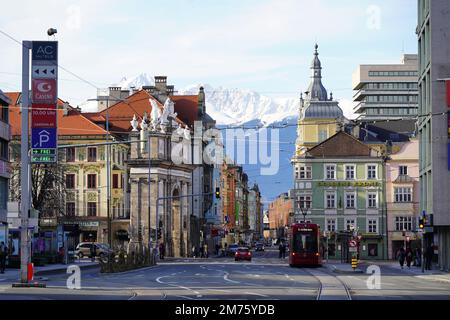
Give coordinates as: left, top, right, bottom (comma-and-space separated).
159, 242, 165, 260
397, 247, 406, 269
90, 243, 97, 262
192, 245, 196, 258
406, 248, 413, 269
415, 247, 422, 267
0, 241, 8, 274
203, 244, 208, 258
425, 244, 434, 270
279, 242, 283, 259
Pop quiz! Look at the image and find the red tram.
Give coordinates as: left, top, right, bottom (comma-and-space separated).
288, 223, 323, 267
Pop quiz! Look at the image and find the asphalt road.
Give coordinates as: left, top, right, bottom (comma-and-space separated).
0, 248, 449, 300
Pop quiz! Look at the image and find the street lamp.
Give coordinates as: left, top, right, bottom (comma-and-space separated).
299, 199, 311, 224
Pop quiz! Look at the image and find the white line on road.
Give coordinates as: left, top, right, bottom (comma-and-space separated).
244, 292, 270, 298
223, 272, 240, 284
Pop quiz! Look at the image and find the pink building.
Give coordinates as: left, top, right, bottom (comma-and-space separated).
386, 140, 420, 259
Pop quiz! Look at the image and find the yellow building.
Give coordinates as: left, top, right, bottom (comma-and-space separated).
295, 44, 345, 157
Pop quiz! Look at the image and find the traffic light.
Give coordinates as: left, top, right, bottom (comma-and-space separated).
419, 218, 425, 230
215, 187, 220, 199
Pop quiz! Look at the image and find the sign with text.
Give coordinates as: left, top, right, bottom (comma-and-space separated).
31, 40, 58, 164
32, 41, 58, 61
31, 79, 57, 104
31, 104, 57, 127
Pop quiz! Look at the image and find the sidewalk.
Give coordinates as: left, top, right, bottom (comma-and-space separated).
359, 259, 449, 276
0, 260, 99, 282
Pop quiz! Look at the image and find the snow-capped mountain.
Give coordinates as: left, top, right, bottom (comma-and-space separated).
110, 73, 299, 126
114, 73, 154, 89
178, 84, 299, 126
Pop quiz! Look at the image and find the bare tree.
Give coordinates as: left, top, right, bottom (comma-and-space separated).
9, 143, 67, 218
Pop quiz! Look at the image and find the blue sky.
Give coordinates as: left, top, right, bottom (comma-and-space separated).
0, 0, 418, 114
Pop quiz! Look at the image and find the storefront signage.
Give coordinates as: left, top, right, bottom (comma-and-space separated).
317, 181, 380, 187
62, 221, 99, 228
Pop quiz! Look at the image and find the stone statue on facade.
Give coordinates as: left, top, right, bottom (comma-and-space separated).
130, 114, 139, 132
149, 99, 161, 132
183, 125, 191, 141
160, 98, 178, 133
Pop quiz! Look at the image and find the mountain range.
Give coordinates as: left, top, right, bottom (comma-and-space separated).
94, 73, 353, 207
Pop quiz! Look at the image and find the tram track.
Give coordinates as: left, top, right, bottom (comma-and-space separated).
302, 267, 352, 301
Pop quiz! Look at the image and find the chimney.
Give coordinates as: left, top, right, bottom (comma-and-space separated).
198, 86, 205, 115
63, 102, 69, 116
154, 76, 167, 93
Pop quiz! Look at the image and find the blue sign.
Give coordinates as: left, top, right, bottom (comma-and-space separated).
32, 128, 57, 149
32, 41, 58, 61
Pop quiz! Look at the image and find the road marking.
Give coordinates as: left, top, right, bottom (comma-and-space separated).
208, 289, 232, 293
223, 272, 240, 284
244, 292, 269, 298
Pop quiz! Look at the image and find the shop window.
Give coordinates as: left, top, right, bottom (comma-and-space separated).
368, 243, 378, 257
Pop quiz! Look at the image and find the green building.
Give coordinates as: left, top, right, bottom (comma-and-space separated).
292, 131, 387, 260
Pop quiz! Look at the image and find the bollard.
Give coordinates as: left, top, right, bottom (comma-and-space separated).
351, 258, 358, 270
27, 263, 34, 282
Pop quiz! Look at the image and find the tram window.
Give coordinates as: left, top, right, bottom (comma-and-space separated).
293, 232, 318, 253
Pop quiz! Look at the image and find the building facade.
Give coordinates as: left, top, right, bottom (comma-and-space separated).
293, 131, 386, 260
0, 89, 11, 245
352, 54, 419, 121
7, 92, 128, 254
386, 139, 420, 259
417, 0, 450, 271
268, 193, 293, 240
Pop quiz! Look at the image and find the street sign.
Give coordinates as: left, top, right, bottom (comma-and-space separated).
31, 104, 57, 127
32, 66, 57, 79
31, 41, 57, 164
32, 128, 57, 149
349, 240, 357, 247
31, 79, 57, 104
32, 41, 58, 61
349, 247, 358, 252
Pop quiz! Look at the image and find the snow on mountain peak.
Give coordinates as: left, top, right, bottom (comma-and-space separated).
178, 84, 299, 126
114, 73, 154, 89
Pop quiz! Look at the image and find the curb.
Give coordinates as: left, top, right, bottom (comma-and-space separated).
330, 265, 364, 274
34, 263, 100, 276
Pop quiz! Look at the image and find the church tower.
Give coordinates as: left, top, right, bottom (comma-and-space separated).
295, 44, 345, 156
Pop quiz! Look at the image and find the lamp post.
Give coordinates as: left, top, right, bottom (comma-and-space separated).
299, 199, 311, 224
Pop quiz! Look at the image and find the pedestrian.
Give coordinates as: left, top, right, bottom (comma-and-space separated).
415, 247, 422, 267
204, 244, 208, 258
0, 241, 8, 274
425, 244, 434, 270
397, 247, 406, 269
159, 242, 165, 260
279, 242, 283, 259
282, 242, 287, 259
215, 244, 220, 256
406, 248, 413, 269
90, 243, 97, 262
192, 245, 196, 258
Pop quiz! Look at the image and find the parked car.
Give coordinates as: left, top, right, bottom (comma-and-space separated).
227, 244, 239, 256
235, 247, 252, 261
255, 242, 265, 252
75, 242, 113, 259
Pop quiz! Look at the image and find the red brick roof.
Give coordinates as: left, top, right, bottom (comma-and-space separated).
6, 92, 108, 137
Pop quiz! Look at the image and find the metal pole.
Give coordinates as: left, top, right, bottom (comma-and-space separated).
106, 106, 111, 249
20, 41, 31, 283
147, 132, 152, 262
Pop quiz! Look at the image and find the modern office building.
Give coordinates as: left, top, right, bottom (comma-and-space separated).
352, 54, 419, 121
417, 0, 450, 271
